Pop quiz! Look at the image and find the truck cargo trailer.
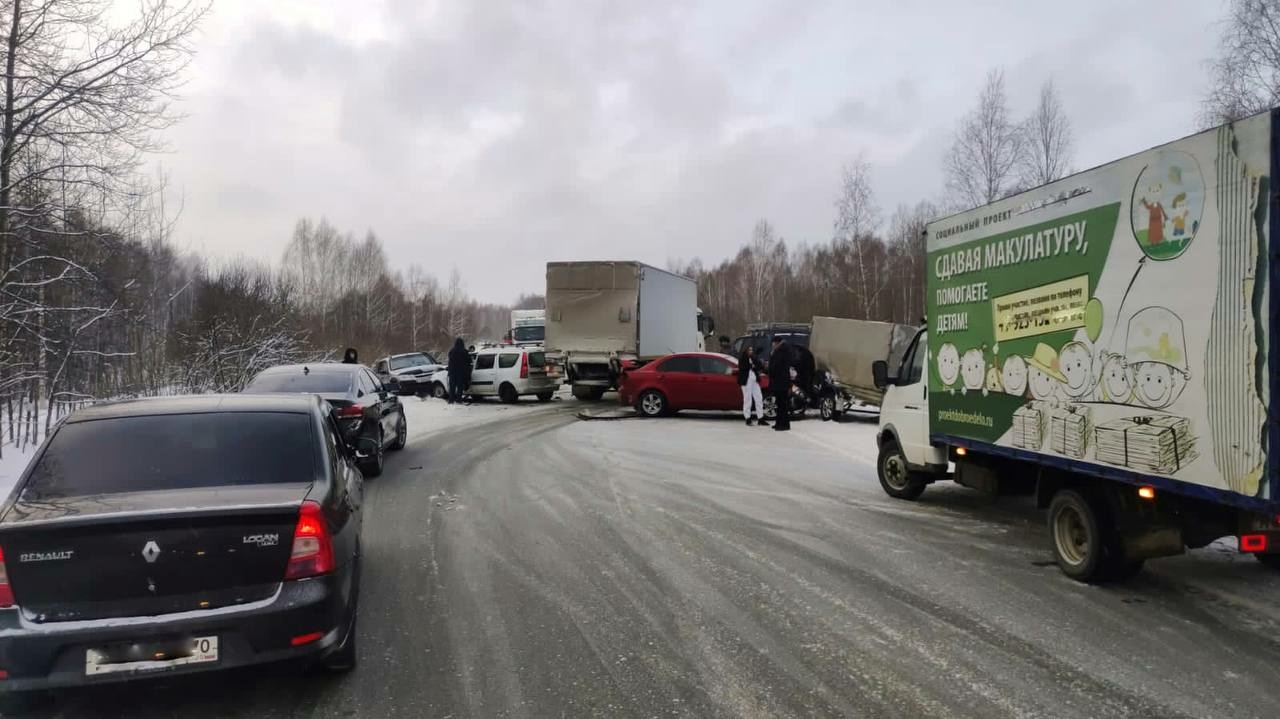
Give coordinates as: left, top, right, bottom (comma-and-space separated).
545, 261, 701, 400
874, 108, 1280, 582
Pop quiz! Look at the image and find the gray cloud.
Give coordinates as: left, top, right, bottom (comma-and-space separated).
162, 0, 1225, 303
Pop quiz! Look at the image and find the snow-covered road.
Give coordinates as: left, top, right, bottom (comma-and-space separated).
26, 392, 1280, 718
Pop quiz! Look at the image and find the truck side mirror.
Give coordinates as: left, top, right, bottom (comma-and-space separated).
872, 360, 891, 390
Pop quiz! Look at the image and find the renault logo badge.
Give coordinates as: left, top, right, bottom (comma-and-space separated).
142, 540, 161, 564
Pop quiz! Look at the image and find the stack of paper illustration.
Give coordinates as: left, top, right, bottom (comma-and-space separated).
1050, 404, 1092, 458
1012, 402, 1046, 450
1095, 416, 1197, 474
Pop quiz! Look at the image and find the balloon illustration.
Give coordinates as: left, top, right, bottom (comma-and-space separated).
1084, 298, 1104, 343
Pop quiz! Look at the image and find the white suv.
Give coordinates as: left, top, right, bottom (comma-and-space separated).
429, 346, 561, 403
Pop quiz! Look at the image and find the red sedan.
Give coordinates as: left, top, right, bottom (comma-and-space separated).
618, 352, 770, 417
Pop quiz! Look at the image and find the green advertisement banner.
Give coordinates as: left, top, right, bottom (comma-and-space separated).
924, 115, 1272, 499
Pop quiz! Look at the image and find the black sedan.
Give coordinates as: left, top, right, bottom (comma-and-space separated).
243, 363, 407, 477
0, 394, 363, 697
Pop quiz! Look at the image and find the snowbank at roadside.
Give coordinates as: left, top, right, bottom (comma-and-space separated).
399, 388, 571, 442
0, 444, 35, 500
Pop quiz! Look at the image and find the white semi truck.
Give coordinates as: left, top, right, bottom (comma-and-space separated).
874, 109, 1280, 582
545, 261, 711, 400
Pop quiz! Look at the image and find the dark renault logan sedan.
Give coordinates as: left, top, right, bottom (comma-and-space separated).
0, 395, 363, 696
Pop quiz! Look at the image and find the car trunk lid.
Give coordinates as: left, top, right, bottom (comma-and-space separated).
2, 486, 307, 622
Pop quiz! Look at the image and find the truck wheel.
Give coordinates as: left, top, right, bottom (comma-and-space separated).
572, 385, 599, 401
637, 389, 667, 417
589, 387, 607, 401
877, 442, 926, 500
499, 383, 519, 404
536, 391, 554, 402
1048, 489, 1109, 582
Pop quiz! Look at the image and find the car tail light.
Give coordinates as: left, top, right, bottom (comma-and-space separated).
1240, 533, 1268, 553
334, 404, 363, 419
519, 352, 529, 379
0, 547, 13, 608
285, 501, 335, 580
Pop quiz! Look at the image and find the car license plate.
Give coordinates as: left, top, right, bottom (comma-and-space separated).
85, 636, 218, 676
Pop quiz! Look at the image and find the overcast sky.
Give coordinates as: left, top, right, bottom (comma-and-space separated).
160, 0, 1227, 304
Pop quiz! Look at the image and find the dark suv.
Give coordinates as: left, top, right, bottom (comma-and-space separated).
731, 322, 811, 363
243, 363, 407, 477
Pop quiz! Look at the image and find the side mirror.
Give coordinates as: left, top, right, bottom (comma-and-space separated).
872, 360, 891, 390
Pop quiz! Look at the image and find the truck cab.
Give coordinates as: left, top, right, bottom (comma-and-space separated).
874, 329, 947, 498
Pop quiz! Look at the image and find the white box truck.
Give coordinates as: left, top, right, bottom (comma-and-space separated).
874, 109, 1280, 583
508, 309, 545, 346
546, 261, 702, 400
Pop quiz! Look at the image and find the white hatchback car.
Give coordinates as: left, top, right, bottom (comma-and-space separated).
428, 346, 561, 403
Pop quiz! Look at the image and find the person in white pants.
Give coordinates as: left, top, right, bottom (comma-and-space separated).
737, 345, 768, 427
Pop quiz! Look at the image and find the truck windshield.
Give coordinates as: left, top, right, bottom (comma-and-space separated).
23, 413, 315, 500
512, 325, 544, 343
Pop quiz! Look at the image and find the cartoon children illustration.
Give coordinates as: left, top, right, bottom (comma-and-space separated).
1099, 351, 1132, 403
1140, 196, 1168, 246
1058, 341, 1095, 400
1026, 342, 1065, 402
985, 364, 1004, 394
960, 347, 985, 395
1001, 354, 1028, 397
1125, 306, 1190, 409
937, 342, 960, 393
1171, 193, 1189, 237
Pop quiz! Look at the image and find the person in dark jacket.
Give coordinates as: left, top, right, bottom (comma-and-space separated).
446, 337, 470, 405
736, 345, 768, 426
768, 336, 794, 431
342, 347, 359, 364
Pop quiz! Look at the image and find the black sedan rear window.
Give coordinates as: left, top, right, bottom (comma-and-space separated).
244, 370, 352, 393
22, 413, 316, 500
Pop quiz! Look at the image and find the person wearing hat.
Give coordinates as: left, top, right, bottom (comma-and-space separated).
767, 335, 794, 431
1026, 342, 1066, 402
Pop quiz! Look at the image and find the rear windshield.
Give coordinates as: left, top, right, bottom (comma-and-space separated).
244, 370, 351, 393
390, 354, 432, 371
527, 351, 546, 367
512, 325, 544, 343
23, 413, 316, 500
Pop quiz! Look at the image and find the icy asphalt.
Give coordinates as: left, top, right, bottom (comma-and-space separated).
26, 395, 1280, 718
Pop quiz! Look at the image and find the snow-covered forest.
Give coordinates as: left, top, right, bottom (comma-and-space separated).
0, 1, 520, 450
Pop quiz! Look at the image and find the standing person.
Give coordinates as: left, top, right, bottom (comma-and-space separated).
446, 337, 470, 405
768, 336, 794, 431
342, 347, 359, 364
737, 345, 768, 427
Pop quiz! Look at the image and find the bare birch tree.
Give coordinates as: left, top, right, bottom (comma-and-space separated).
945, 69, 1023, 207
833, 155, 885, 319
1020, 80, 1073, 187
1201, 0, 1280, 126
